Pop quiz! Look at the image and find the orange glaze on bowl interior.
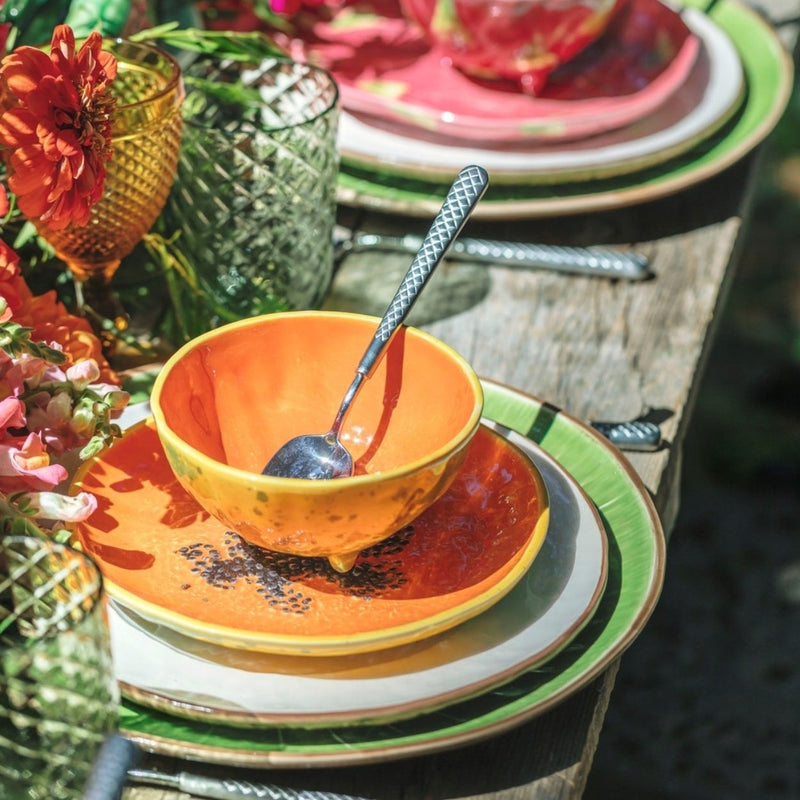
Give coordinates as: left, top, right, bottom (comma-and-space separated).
149, 311, 484, 572
68, 419, 549, 656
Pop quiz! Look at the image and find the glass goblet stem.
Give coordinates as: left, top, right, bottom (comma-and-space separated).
71, 263, 129, 333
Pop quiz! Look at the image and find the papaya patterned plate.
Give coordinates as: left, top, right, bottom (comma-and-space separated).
117, 380, 665, 767
69, 419, 550, 657
107, 419, 607, 728
277, 0, 699, 144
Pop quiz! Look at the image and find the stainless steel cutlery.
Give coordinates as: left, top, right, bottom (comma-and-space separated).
335, 232, 650, 280
590, 419, 662, 451
128, 768, 366, 800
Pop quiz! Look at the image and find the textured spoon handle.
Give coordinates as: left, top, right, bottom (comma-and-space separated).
357, 165, 489, 377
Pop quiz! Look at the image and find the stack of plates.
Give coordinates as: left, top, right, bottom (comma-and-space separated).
70, 380, 665, 767
276, 0, 792, 218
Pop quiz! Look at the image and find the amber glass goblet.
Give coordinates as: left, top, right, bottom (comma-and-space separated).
36, 39, 183, 348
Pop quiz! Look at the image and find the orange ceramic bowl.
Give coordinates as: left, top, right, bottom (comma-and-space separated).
400, 0, 626, 95
150, 311, 484, 572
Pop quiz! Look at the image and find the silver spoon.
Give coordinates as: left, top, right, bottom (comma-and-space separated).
262, 164, 490, 479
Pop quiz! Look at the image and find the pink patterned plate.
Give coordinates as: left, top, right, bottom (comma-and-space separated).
278, 0, 699, 144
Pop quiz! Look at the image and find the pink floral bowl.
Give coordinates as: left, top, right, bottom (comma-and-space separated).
399, 0, 626, 94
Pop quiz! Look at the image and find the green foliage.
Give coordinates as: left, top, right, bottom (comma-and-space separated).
0, 319, 67, 364
140, 231, 287, 345
765, 69, 800, 160
0, 19, 293, 352
63, 0, 132, 35
0, 0, 131, 46
201, 0, 285, 30
0, 0, 72, 48
130, 22, 283, 60
0, 495, 49, 538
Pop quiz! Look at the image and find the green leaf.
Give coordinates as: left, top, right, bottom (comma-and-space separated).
0, 0, 71, 47
64, 0, 133, 36
79, 434, 108, 461
0, 321, 68, 364
129, 25, 284, 61
0, 495, 47, 539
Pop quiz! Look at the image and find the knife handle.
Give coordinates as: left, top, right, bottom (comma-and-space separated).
83, 735, 140, 800
348, 233, 650, 280
130, 768, 369, 800
590, 420, 662, 451
452, 239, 650, 280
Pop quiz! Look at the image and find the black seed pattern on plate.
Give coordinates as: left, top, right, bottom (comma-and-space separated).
175, 528, 413, 614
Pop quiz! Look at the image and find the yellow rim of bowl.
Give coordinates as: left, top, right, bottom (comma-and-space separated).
149, 311, 485, 491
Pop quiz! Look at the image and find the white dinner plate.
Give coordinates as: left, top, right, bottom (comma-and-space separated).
110, 420, 607, 728
337, 6, 743, 184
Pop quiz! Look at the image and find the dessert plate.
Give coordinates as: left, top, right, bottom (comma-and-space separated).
334, 0, 792, 218
69, 420, 550, 657
118, 380, 665, 767
337, 4, 742, 184
280, 0, 699, 144
108, 420, 607, 728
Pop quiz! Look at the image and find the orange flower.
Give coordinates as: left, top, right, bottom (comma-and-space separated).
0, 240, 30, 321
18, 290, 119, 385
0, 253, 119, 385
0, 25, 117, 231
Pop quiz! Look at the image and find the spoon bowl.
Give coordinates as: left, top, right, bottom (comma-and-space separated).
264, 431, 352, 481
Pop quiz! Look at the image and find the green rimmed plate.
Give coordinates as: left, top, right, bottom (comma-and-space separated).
120, 379, 665, 767
109, 421, 606, 729
335, 0, 793, 219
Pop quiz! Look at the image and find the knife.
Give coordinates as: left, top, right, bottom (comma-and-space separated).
335, 232, 650, 280
128, 768, 368, 800
590, 420, 662, 451
83, 736, 366, 800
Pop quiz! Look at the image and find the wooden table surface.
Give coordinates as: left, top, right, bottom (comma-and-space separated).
122, 9, 796, 797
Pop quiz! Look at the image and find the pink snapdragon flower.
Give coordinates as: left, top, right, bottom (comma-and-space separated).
1, 270, 129, 524
0, 429, 67, 490
0, 395, 25, 428
15, 350, 128, 456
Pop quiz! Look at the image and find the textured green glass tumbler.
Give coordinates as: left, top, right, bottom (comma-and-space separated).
0, 536, 119, 800
164, 57, 341, 338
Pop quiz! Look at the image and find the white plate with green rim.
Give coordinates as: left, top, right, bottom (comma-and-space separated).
338, 4, 743, 185
119, 379, 665, 767
110, 419, 606, 728
335, 0, 793, 219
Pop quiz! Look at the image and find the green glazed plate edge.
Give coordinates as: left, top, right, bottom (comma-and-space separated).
119, 379, 666, 768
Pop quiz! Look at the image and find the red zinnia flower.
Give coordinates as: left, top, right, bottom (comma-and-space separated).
0, 25, 117, 231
